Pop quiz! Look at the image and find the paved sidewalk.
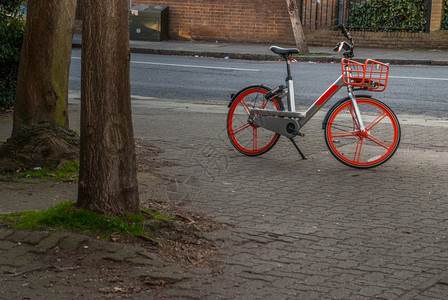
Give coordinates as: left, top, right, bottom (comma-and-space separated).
1, 94, 448, 298
1, 34, 448, 298
72, 34, 448, 65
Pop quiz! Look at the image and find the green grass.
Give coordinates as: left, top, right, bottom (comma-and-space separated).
0, 201, 172, 240
9, 161, 79, 181
143, 208, 172, 222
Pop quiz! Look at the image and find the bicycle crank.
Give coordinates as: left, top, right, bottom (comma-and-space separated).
250, 115, 301, 139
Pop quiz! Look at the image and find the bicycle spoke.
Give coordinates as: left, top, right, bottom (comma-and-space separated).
253, 127, 257, 150
366, 133, 391, 150
240, 99, 251, 115
260, 98, 270, 109
331, 130, 357, 138
232, 122, 252, 135
327, 122, 355, 132
354, 137, 363, 162
365, 112, 387, 131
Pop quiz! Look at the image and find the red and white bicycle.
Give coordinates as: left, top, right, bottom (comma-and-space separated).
226, 24, 400, 169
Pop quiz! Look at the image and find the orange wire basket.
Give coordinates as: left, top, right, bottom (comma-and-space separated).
341, 59, 390, 92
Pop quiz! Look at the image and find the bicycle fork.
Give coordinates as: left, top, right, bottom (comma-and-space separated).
348, 87, 366, 133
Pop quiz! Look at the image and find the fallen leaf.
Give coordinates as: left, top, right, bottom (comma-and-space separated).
144, 279, 165, 286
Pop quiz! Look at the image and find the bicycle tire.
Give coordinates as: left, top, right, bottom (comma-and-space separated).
324, 97, 400, 168
227, 85, 284, 156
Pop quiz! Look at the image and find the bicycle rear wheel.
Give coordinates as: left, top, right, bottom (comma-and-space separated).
227, 86, 284, 156
324, 97, 400, 168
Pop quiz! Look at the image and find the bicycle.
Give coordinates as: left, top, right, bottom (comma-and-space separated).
226, 24, 401, 169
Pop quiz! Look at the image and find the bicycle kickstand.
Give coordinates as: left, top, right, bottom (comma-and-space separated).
289, 138, 307, 160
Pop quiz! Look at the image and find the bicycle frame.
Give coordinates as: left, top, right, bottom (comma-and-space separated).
249, 65, 363, 133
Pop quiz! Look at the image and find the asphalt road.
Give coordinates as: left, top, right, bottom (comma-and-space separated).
69, 49, 448, 117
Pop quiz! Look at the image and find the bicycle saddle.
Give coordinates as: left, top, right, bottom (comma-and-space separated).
269, 46, 300, 56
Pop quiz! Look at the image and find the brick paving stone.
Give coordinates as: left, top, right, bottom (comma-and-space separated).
379, 288, 407, 299
161, 288, 206, 299
144, 268, 191, 283
128, 257, 166, 268
0, 230, 13, 239
0, 240, 17, 250
1, 247, 38, 268
102, 248, 137, 262
58, 234, 89, 251
19, 230, 50, 245
355, 285, 388, 297
415, 283, 448, 299
7, 230, 32, 243
35, 232, 69, 253
84, 239, 110, 251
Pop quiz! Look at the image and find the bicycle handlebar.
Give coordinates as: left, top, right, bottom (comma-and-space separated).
335, 24, 354, 59
338, 24, 353, 43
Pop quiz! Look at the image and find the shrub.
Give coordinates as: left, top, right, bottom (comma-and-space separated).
442, 0, 448, 30
0, 1, 25, 110
347, 0, 428, 32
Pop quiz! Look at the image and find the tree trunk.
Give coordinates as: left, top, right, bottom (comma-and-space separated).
77, 0, 140, 215
13, 0, 76, 132
0, 0, 78, 172
286, 0, 309, 54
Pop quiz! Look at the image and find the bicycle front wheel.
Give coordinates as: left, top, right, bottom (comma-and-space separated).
227, 86, 284, 156
324, 97, 401, 168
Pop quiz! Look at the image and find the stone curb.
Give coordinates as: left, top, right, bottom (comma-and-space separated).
73, 42, 448, 66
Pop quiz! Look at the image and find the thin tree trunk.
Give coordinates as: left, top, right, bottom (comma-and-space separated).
13, 0, 76, 133
0, 0, 79, 172
286, 0, 309, 54
77, 0, 139, 215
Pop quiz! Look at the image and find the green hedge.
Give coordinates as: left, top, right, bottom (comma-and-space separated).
347, 0, 427, 32
0, 1, 25, 110
442, 0, 448, 30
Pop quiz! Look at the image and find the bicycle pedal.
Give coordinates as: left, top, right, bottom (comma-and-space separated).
289, 130, 305, 137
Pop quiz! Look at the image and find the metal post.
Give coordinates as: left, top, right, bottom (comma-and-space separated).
426, 0, 433, 33
338, 0, 344, 25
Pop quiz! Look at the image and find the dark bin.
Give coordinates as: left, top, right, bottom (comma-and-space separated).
129, 5, 168, 41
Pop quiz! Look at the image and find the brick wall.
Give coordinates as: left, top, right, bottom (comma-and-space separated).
131, 0, 296, 43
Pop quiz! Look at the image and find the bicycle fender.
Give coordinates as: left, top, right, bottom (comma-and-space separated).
321, 94, 373, 130
228, 84, 271, 108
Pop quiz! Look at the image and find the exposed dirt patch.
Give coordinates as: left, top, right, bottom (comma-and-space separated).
139, 197, 229, 268
135, 138, 177, 172
134, 138, 231, 267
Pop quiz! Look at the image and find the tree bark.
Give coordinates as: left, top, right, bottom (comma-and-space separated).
0, 0, 78, 172
77, 0, 140, 215
13, 0, 76, 132
286, 0, 309, 54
